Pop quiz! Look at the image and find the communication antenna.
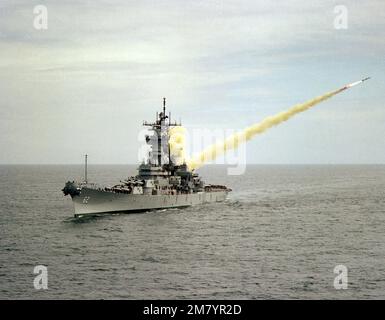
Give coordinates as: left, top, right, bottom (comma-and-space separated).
84, 154, 88, 184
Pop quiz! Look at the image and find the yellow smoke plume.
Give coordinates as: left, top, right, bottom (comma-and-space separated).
168, 126, 187, 165
186, 85, 347, 170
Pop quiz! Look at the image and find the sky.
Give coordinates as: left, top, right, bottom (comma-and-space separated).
0, 0, 384, 164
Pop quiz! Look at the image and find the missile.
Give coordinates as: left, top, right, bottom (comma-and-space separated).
342, 77, 371, 90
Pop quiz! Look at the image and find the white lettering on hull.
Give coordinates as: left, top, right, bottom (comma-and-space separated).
72, 188, 228, 216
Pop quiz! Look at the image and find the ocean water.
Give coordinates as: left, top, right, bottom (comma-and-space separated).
0, 164, 384, 299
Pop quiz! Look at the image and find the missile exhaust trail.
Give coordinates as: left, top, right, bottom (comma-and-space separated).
186, 77, 370, 170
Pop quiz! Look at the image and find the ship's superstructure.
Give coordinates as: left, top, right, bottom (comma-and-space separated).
63, 99, 231, 217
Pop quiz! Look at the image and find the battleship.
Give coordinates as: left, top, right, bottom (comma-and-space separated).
63, 99, 231, 217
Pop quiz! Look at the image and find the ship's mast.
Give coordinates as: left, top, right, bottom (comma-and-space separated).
84, 154, 88, 184
142, 98, 181, 167
157, 98, 164, 166
163, 97, 166, 116
168, 109, 171, 165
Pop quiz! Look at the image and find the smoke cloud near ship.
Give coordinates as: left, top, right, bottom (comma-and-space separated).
168, 126, 187, 165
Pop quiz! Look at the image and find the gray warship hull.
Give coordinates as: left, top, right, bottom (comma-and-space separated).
63, 102, 232, 217
71, 187, 229, 217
